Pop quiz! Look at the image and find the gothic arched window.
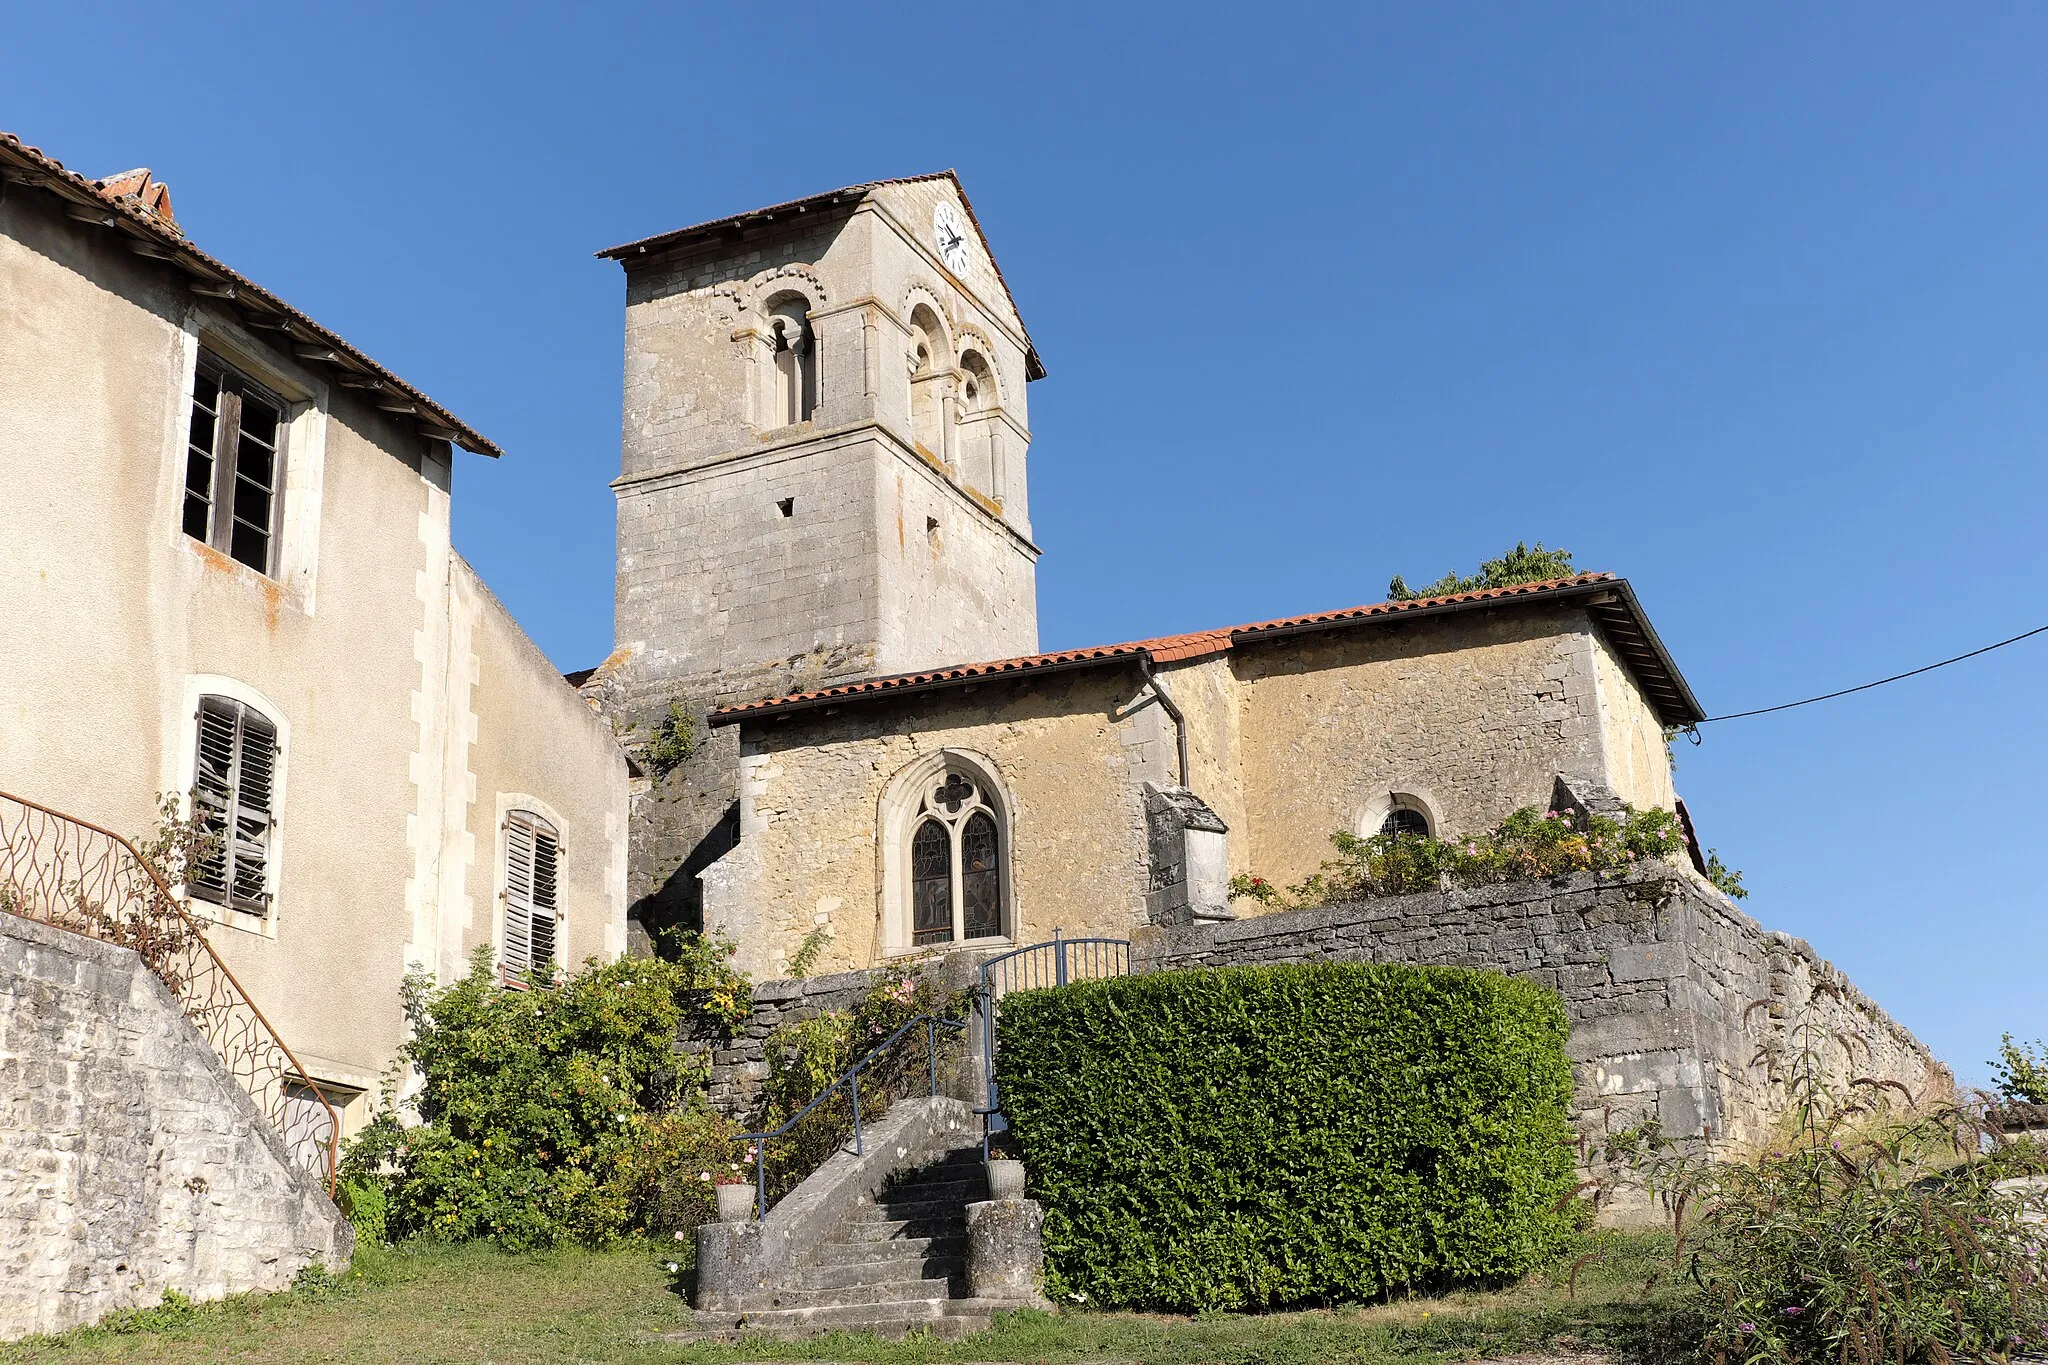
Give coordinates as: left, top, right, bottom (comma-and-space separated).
905, 769, 1008, 946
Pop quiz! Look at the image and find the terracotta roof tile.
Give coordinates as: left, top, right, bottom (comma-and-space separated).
712, 573, 1705, 727
0, 132, 498, 457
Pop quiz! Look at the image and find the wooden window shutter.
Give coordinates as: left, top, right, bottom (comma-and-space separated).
190, 695, 277, 914
503, 812, 560, 982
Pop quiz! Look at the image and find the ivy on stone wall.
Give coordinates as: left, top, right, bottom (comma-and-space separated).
641, 700, 698, 782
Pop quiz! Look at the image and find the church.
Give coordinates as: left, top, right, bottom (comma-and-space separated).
575, 173, 1707, 981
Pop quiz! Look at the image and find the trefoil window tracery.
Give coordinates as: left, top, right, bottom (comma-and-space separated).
907, 770, 1005, 946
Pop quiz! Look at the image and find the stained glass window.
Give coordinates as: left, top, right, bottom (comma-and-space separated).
961, 811, 1001, 940
911, 818, 952, 946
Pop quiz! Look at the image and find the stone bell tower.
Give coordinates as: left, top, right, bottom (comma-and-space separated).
590, 173, 1045, 950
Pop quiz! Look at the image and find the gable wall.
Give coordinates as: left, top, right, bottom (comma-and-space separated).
1590, 630, 1678, 812
1228, 605, 1614, 890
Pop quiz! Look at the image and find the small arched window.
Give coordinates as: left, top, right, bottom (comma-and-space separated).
958, 350, 993, 412
765, 296, 816, 426
906, 770, 1007, 946
1381, 806, 1431, 838
907, 305, 947, 458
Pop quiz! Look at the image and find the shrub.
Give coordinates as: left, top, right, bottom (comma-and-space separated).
1702, 849, 1748, 901
339, 938, 750, 1248
1239, 804, 1686, 909
336, 1176, 387, 1246
996, 961, 1580, 1311
1388, 540, 1577, 601
1993, 1033, 2048, 1105
609, 1105, 750, 1238
1648, 1013, 2048, 1363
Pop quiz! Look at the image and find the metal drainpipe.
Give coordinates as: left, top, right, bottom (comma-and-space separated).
1138, 654, 1191, 789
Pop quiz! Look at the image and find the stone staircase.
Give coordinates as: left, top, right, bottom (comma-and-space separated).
730, 1145, 992, 1336
690, 1097, 1047, 1340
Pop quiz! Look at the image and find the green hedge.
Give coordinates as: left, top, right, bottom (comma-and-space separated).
996, 961, 1579, 1311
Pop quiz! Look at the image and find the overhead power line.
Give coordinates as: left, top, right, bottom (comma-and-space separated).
1691, 621, 2048, 731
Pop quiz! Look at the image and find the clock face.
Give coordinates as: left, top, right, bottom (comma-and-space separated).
932, 202, 971, 273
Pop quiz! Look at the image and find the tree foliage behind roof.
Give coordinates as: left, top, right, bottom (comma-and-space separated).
1388, 541, 1576, 601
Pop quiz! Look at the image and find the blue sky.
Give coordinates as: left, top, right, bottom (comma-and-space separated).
8, 3, 2043, 1086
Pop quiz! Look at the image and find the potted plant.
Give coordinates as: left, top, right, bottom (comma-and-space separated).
714, 1169, 756, 1222
986, 1155, 1026, 1200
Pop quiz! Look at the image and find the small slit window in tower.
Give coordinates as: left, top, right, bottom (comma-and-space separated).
777, 497, 795, 518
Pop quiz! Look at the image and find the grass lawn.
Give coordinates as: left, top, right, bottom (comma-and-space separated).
0, 1230, 1698, 1365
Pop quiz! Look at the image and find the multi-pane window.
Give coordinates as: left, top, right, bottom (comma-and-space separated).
502, 812, 561, 981
183, 352, 287, 574
908, 771, 1007, 947
190, 695, 278, 914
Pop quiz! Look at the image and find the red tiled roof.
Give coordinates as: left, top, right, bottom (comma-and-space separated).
0, 132, 499, 457
711, 573, 1705, 727
595, 171, 1045, 381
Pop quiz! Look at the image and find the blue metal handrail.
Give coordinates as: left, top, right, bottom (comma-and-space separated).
735, 1011, 969, 1219
976, 930, 1131, 1156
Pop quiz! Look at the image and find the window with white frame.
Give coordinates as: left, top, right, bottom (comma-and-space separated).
183, 351, 289, 575
906, 770, 1006, 946
502, 811, 560, 980
189, 695, 278, 915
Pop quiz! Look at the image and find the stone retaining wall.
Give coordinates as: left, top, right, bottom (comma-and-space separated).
1136, 869, 1948, 1217
678, 967, 878, 1116
0, 913, 352, 1342
681, 954, 989, 1120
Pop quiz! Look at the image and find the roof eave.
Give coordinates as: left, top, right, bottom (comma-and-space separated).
713, 575, 1704, 731
0, 134, 501, 458
707, 649, 1135, 727
1228, 577, 1704, 729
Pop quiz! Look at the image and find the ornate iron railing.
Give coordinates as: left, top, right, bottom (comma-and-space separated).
0, 789, 338, 1194
977, 931, 1132, 1154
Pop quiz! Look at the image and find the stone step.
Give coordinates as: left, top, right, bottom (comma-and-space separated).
808, 1232, 965, 1266
875, 1176, 986, 1206
848, 1195, 975, 1224
761, 1277, 963, 1310
706, 1298, 1004, 1340
834, 1213, 965, 1243
795, 1250, 965, 1291
732, 1295, 952, 1331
